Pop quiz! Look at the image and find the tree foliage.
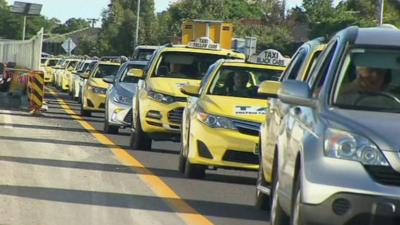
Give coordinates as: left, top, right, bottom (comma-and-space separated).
2, 0, 400, 56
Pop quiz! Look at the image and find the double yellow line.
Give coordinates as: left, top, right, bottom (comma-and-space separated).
48, 88, 214, 225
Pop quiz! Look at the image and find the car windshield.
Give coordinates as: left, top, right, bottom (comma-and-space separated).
334, 48, 400, 112
120, 64, 146, 83
48, 59, 59, 67
153, 52, 227, 79
67, 61, 79, 70
208, 66, 282, 99
93, 64, 120, 78
41, 59, 47, 64
78, 63, 90, 72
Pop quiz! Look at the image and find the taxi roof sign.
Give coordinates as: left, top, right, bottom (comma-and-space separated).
187, 37, 221, 50
254, 49, 290, 66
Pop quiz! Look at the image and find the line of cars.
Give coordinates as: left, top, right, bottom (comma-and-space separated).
42, 26, 400, 224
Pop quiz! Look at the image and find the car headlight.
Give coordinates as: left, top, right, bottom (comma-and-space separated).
91, 86, 107, 94
324, 128, 389, 166
113, 94, 131, 105
147, 90, 174, 104
197, 109, 236, 130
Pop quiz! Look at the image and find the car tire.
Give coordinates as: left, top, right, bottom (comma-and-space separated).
80, 102, 91, 117
255, 147, 271, 210
104, 113, 119, 134
178, 145, 186, 173
184, 158, 206, 179
291, 170, 304, 225
130, 111, 152, 150
270, 161, 289, 225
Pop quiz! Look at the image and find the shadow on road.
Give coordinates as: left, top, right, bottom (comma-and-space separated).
0, 184, 269, 221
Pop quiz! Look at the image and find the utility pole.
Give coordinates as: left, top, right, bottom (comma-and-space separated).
377, 0, 384, 26
134, 0, 141, 48
22, 15, 27, 40
87, 18, 98, 28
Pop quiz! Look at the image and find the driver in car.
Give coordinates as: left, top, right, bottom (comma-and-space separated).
227, 71, 256, 98
337, 66, 392, 105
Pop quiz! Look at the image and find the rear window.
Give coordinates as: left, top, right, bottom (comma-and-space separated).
153, 52, 227, 79
93, 64, 120, 78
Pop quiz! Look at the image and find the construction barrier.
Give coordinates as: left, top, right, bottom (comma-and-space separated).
28, 70, 44, 112
0, 67, 30, 109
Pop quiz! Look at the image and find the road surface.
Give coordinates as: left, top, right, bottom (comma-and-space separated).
0, 88, 269, 225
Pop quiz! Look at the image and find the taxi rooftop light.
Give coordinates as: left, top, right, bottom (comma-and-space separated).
247, 49, 290, 67
188, 37, 221, 50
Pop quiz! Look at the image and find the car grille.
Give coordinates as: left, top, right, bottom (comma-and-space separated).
364, 165, 400, 186
124, 109, 133, 124
168, 107, 184, 125
222, 150, 258, 164
231, 119, 261, 136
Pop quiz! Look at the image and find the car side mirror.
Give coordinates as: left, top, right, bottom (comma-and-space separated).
278, 80, 317, 108
258, 81, 281, 98
103, 75, 115, 84
127, 68, 145, 79
180, 84, 200, 97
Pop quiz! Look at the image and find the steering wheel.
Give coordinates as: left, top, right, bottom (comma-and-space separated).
354, 91, 400, 105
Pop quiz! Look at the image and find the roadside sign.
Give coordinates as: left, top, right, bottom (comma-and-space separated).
256, 49, 290, 66
62, 38, 77, 55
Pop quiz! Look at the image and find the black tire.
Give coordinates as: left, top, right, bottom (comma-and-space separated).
270, 161, 289, 225
184, 158, 206, 179
104, 115, 119, 134
290, 171, 304, 225
178, 149, 186, 173
255, 153, 271, 210
129, 112, 152, 150
80, 102, 91, 117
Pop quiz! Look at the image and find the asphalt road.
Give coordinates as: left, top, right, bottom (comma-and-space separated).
0, 87, 270, 225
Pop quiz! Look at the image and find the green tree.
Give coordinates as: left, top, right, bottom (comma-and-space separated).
52, 18, 90, 34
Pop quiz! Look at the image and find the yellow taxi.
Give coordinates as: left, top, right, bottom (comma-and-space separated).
81, 61, 121, 116
177, 54, 286, 178
60, 59, 80, 91
41, 58, 61, 84
129, 39, 245, 150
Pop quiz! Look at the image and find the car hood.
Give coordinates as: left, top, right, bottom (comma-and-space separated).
328, 108, 400, 151
201, 95, 268, 123
88, 78, 109, 89
148, 77, 200, 97
115, 82, 137, 97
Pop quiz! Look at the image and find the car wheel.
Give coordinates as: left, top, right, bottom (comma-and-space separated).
184, 158, 206, 179
80, 101, 91, 117
104, 112, 119, 134
129, 111, 152, 150
270, 162, 289, 225
291, 171, 304, 225
255, 146, 271, 210
178, 146, 186, 173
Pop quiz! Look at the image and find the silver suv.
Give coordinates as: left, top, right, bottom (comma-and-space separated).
264, 26, 400, 225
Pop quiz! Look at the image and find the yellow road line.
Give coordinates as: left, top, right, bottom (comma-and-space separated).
47, 88, 214, 225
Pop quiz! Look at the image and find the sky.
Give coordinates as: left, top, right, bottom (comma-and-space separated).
4, 0, 338, 25
5, 0, 175, 25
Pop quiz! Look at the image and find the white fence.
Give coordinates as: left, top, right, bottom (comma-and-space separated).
0, 28, 43, 70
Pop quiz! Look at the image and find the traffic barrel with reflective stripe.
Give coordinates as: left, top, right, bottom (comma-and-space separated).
28, 70, 44, 111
